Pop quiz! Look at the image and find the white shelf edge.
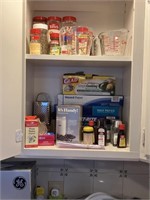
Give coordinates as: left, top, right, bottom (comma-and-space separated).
16, 146, 139, 161
26, 54, 131, 62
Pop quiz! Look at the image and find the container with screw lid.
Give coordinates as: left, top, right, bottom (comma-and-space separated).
33, 16, 47, 25
83, 126, 94, 145
30, 28, 48, 55
60, 16, 77, 55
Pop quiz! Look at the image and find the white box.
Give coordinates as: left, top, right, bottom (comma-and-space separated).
56, 105, 82, 143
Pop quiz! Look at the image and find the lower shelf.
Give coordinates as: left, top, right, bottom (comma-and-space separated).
16, 144, 139, 161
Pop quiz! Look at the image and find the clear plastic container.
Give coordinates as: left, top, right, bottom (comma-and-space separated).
30, 28, 48, 54
77, 26, 93, 55
60, 16, 77, 55
98, 29, 128, 56
83, 126, 94, 145
49, 33, 60, 55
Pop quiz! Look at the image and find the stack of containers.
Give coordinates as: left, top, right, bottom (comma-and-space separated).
30, 16, 49, 55
29, 15, 95, 56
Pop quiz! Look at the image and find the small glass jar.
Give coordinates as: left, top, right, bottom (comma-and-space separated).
30, 28, 41, 55
49, 33, 60, 55
33, 16, 47, 25
30, 28, 48, 54
83, 126, 94, 145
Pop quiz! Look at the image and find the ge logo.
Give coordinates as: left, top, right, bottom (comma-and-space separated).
13, 176, 27, 190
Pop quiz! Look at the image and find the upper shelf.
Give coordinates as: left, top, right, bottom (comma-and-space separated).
26, 54, 131, 67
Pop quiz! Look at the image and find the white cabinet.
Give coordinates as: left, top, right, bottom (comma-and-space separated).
21, 0, 146, 160
0, 0, 23, 161
0, 0, 148, 161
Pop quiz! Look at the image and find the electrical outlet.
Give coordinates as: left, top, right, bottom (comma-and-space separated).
16, 129, 23, 143
48, 181, 64, 197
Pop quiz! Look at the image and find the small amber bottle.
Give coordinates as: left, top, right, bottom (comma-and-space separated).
117, 124, 126, 148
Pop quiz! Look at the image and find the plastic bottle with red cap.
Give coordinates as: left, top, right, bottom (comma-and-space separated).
60, 16, 77, 55
77, 26, 91, 55
49, 32, 60, 55
117, 123, 127, 148
33, 16, 47, 24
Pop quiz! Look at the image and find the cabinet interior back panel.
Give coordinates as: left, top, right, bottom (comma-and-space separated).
26, 1, 134, 54
31, 66, 123, 107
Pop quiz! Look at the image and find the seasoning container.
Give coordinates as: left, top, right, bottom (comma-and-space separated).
97, 118, 107, 147
33, 16, 47, 25
30, 28, 41, 55
30, 28, 48, 55
33, 23, 48, 30
111, 120, 122, 146
62, 16, 77, 26
83, 126, 94, 145
117, 123, 126, 148
60, 16, 77, 55
48, 16, 61, 33
77, 26, 91, 55
49, 33, 60, 55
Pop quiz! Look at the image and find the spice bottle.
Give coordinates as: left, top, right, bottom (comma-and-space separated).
60, 16, 77, 55
88, 120, 96, 144
117, 123, 126, 148
83, 126, 94, 145
105, 119, 111, 143
97, 118, 107, 147
111, 120, 122, 146
77, 26, 91, 55
48, 16, 61, 33
33, 16, 47, 25
49, 33, 60, 55
30, 28, 41, 55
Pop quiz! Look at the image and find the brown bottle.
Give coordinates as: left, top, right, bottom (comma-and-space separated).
117, 123, 126, 148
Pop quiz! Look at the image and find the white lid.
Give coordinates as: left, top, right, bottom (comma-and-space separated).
33, 23, 48, 30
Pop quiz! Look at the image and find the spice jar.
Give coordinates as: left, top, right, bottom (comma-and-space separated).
30, 28, 41, 55
49, 33, 60, 55
30, 28, 48, 55
48, 16, 61, 33
83, 126, 94, 145
62, 16, 77, 26
60, 16, 77, 55
77, 26, 93, 55
33, 16, 47, 25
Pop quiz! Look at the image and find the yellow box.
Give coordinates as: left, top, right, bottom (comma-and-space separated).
63, 73, 115, 95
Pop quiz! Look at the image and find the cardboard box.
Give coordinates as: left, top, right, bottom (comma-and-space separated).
38, 133, 55, 146
25, 116, 39, 148
63, 73, 115, 95
58, 95, 124, 122
56, 105, 82, 143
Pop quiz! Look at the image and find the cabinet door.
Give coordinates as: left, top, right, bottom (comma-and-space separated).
0, 0, 23, 160
140, 0, 150, 162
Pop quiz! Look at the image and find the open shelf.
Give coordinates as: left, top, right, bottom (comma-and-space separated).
26, 54, 131, 67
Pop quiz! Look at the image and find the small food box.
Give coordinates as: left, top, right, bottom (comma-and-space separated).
58, 95, 124, 123
56, 105, 82, 143
25, 116, 39, 148
38, 133, 55, 146
63, 72, 115, 95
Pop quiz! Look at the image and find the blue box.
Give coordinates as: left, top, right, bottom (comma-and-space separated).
58, 95, 124, 121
